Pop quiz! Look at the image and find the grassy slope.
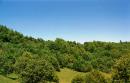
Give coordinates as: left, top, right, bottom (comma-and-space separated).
56, 68, 112, 83
0, 75, 18, 83
56, 68, 86, 83
101, 72, 112, 79
0, 68, 111, 83
0, 69, 85, 83
0, 68, 80, 83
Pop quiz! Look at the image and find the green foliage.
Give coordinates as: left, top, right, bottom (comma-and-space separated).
71, 74, 85, 83
14, 54, 59, 83
0, 52, 15, 74
84, 70, 108, 83
72, 70, 108, 83
1, 25, 130, 82
43, 55, 60, 71
73, 58, 92, 72
84, 42, 96, 53
112, 53, 130, 83
14, 52, 32, 74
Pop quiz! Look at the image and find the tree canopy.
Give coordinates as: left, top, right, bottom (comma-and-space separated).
0, 25, 130, 83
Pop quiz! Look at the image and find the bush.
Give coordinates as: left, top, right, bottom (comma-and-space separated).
112, 54, 130, 83
0, 54, 15, 74
71, 74, 85, 83
73, 59, 92, 72
14, 54, 59, 83
47, 56, 60, 71
84, 70, 107, 83
72, 70, 108, 83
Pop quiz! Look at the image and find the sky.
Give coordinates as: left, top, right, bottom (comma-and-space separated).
0, 0, 130, 43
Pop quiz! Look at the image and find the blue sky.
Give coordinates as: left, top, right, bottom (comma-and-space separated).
0, 0, 130, 43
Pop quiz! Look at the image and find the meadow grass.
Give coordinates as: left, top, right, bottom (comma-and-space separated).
56, 68, 112, 83
0, 75, 18, 83
56, 68, 86, 83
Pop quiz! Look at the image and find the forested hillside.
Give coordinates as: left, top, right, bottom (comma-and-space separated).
0, 25, 130, 83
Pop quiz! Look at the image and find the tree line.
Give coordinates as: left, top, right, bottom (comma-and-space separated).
0, 25, 130, 83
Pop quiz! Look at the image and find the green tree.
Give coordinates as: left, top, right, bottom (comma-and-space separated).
85, 70, 107, 83
15, 53, 59, 83
112, 53, 130, 83
71, 74, 85, 83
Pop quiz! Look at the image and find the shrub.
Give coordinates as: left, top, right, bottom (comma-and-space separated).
71, 74, 85, 83
85, 70, 107, 83
14, 54, 59, 83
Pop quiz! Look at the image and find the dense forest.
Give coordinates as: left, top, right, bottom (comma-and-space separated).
0, 25, 130, 83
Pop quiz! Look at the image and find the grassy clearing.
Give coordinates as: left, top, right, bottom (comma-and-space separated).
100, 71, 112, 82
56, 68, 112, 83
101, 72, 112, 79
0, 75, 19, 83
56, 68, 86, 83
